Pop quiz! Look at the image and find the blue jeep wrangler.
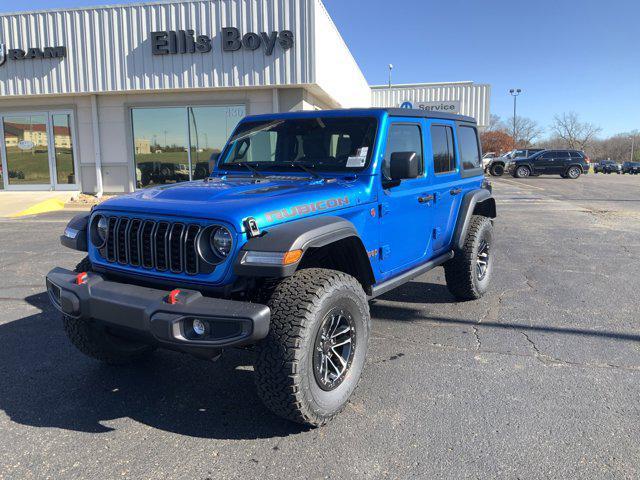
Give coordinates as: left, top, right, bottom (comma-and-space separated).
46, 108, 496, 426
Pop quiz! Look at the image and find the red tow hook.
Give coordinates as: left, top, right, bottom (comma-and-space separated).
167, 289, 181, 305
75, 272, 88, 285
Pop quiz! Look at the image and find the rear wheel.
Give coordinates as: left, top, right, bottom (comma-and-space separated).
514, 165, 531, 178
444, 215, 494, 301
489, 163, 505, 176
62, 257, 156, 365
255, 268, 370, 426
566, 166, 582, 179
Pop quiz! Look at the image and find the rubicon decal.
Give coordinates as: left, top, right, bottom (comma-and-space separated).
265, 197, 350, 222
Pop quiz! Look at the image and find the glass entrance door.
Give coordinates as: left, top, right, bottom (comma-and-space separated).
0, 111, 78, 191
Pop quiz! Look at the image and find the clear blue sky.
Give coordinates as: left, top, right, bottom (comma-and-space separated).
1, 0, 638, 137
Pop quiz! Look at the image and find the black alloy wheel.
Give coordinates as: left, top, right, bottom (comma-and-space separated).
476, 239, 490, 281
313, 308, 356, 391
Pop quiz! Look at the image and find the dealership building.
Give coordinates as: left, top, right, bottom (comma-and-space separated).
0, 0, 490, 194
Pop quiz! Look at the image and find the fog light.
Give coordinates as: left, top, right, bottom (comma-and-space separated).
193, 319, 206, 336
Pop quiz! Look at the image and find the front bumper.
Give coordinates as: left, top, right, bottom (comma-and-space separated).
45, 267, 270, 353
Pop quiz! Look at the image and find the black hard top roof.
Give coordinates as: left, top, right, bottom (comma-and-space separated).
243, 108, 477, 125
381, 108, 476, 124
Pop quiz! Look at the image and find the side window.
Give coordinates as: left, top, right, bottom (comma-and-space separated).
431, 125, 456, 174
541, 151, 555, 159
458, 126, 481, 169
383, 124, 424, 179
569, 151, 583, 158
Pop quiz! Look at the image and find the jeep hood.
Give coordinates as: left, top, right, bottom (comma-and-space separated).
95, 175, 373, 232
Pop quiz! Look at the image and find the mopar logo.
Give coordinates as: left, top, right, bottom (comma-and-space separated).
400, 101, 413, 109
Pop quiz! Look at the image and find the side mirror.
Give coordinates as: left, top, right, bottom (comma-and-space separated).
390, 151, 420, 181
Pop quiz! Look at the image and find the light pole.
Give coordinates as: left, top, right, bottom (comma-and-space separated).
509, 88, 522, 147
388, 64, 393, 89
631, 134, 636, 162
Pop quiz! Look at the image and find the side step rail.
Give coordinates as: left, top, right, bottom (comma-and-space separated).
369, 251, 454, 299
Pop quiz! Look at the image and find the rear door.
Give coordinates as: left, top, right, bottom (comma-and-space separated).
378, 120, 434, 274
427, 123, 459, 253
425, 122, 484, 254
554, 150, 571, 173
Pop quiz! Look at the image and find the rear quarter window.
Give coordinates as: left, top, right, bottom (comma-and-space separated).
458, 126, 481, 170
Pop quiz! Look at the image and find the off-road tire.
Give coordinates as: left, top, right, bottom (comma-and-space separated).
514, 165, 531, 178
62, 257, 156, 365
444, 215, 494, 301
489, 163, 505, 176
254, 268, 370, 426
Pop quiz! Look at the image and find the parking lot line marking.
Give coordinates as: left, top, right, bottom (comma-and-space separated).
496, 178, 546, 191
7, 199, 65, 218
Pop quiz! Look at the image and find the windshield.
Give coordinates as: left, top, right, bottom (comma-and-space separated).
219, 117, 378, 173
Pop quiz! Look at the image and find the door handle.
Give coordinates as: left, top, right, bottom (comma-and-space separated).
450, 188, 462, 195
418, 194, 434, 203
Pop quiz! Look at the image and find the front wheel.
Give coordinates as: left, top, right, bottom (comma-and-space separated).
255, 269, 370, 426
514, 165, 531, 178
489, 163, 505, 176
444, 215, 494, 301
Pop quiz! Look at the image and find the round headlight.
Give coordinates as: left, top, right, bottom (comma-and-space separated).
97, 216, 108, 242
211, 227, 233, 257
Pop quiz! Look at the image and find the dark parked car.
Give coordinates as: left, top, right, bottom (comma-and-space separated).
594, 160, 622, 174
138, 161, 190, 186
622, 161, 640, 174
507, 149, 590, 179
484, 148, 544, 177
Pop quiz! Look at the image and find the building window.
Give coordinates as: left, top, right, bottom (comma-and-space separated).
458, 125, 481, 170
131, 105, 245, 188
431, 125, 456, 174
52, 114, 76, 184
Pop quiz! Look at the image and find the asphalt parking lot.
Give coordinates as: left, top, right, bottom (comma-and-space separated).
1, 174, 639, 479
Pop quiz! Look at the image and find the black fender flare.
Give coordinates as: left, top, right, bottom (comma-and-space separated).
60, 213, 90, 252
233, 215, 371, 279
452, 189, 496, 250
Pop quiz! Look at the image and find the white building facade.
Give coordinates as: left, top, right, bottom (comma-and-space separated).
372, 82, 491, 128
0, 0, 489, 194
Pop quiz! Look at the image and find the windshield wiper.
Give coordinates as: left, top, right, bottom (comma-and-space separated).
289, 163, 323, 179
232, 162, 265, 178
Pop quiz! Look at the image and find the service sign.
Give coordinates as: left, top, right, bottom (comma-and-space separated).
400, 100, 461, 114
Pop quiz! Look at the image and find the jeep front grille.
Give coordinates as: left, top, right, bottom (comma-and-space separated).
102, 217, 202, 275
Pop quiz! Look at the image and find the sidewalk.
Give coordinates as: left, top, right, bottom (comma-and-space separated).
0, 191, 80, 218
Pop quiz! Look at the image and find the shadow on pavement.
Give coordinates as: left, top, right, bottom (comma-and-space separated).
371, 302, 640, 343
0, 293, 307, 439
376, 280, 456, 304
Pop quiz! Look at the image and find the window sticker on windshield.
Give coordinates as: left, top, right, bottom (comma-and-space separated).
346, 147, 368, 168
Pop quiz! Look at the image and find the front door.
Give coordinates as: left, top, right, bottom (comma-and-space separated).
0, 111, 78, 191
378, 120, 434, 274
534, 151, 556, 174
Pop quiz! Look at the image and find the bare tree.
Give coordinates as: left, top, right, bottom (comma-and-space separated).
483, 114, 506, 132
551, 112, 601, 151
506, 116, 543, 146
